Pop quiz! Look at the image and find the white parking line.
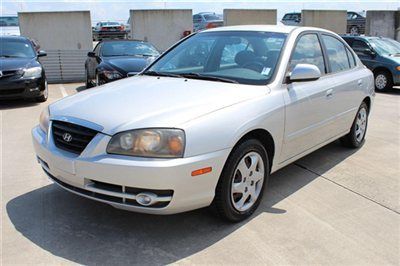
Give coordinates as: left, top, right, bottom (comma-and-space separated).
59, 84, 68, 98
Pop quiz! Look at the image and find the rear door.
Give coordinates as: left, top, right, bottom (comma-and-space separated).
281, 33, 334, 161
320, 34, 365, 137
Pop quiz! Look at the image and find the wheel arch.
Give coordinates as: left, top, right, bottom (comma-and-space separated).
233, 128, 275, 172
362, 96, 371, 114
373, 66, 393, 79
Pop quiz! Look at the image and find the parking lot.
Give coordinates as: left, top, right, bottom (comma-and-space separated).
0, 84, 399, 264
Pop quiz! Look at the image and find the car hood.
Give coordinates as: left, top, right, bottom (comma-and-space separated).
383, 54, 400, 64
0, 58, 36, 71
49, 75, 268, 135
105, 56, 157, 74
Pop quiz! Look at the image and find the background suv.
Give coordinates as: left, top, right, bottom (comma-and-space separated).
343, 35, 400, 91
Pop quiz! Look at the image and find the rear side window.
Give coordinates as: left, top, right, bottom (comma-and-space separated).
322, 35, 350, 73
289, 34, 326, 74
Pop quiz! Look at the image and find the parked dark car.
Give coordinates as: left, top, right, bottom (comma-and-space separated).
343, 35, 400, 91
346, 12, 366, 35
281, 12, 301, 26
93, 21, 127, 41
85, 40, 160, 87
0, 36, 48, 102
193, 12, 223, 32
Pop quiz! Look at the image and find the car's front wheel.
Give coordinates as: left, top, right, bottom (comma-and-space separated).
214, 139, 269, 222
341, 102, 368, 148
35, 78, 48, 102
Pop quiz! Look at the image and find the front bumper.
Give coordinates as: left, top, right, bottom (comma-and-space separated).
0, 76, 44, 99
392, 74, 400, 85
32, 125, 230, 214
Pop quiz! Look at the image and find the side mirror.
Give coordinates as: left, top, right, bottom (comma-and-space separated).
363, 49, 376, 57
289, 64, 321, 82
87, 51, 96, 57
37, 50, 47, 57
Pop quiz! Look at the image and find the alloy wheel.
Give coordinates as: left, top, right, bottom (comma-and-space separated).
355, 107, 367, 142
231, 151, 265, 212
375, 74, 387, 90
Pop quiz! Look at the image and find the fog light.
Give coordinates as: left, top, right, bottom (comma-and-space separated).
29, 87, 39, 92
136, 192, 156, 206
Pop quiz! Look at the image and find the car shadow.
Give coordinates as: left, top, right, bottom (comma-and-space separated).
6, 141, 357, 265
0, 99, 39, 110
377, 87, 400, 96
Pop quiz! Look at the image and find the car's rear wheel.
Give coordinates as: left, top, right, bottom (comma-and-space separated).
341, 102, 368, 148
85, 69, 93, 88
349, 25, 359, 35
374, 70, 393, 92
214, 139, 269, 222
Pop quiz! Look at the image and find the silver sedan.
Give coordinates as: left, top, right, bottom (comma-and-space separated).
32, 25, 374, 222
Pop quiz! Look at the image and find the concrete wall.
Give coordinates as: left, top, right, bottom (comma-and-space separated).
130, 9, 192, 51
18, 11, 92, 50
301, 10, 347, 34
223, 9, 277, 26
366, 11, 400, 41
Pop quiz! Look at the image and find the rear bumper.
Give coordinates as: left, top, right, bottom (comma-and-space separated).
32, 125, 230, 214
0, 76, 44, 99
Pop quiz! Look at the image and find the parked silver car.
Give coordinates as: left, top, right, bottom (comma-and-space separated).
32, 25, 374, 221
193, 12, 223, 32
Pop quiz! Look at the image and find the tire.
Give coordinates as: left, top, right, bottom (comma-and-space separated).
214, 139, 269, 222
340, 102, 368, 148
35, 78, 48, 102
85, 69, 93, 88
374, 70, 393, 92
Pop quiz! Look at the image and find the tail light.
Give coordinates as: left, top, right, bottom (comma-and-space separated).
101, 27, 107, 31
119, 26, 125, 31
206, 22, 218, 29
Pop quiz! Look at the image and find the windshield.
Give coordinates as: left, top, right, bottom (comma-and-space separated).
145, 31, 287, 85
0, 16, 19, 27
204, 14, 221, 21
0, 39, 36, 58
369, 38, 400, 56
101, 41, 159, 57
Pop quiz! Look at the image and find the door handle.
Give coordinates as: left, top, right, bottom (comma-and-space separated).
326, 89, 333, 98
358, 79, 363, 86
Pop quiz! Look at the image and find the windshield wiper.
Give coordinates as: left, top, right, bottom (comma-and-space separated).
0, 55, 20, 58
180, 73, 238, 84
142, 71, 183, 78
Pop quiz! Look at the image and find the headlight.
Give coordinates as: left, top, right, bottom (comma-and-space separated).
107, 128, 185, 158
103, 70, 122, 80
39, 107, 50, 134
23, 67, 42, 78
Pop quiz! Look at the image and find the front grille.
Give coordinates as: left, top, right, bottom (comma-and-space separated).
0, 70, 22, 79
52, 121, 98, 154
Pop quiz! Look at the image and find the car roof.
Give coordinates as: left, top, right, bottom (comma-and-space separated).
0, 35, 29, 42
203, 25, 298, 34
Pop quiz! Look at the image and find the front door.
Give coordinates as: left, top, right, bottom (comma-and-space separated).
281, 33, 334, 161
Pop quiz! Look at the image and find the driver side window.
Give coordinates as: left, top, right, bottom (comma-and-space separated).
289, 34, 326, 74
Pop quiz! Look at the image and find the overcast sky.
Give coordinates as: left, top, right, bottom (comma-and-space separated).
1, 0, 399, 23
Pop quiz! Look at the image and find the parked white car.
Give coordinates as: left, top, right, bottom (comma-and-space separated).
32, 25, 374, 221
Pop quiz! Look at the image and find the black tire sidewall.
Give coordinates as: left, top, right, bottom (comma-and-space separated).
215, 139, 269, 222
349, 102, 368, 147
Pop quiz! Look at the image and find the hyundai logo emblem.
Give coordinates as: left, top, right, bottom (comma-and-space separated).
62, 132, 73, 142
